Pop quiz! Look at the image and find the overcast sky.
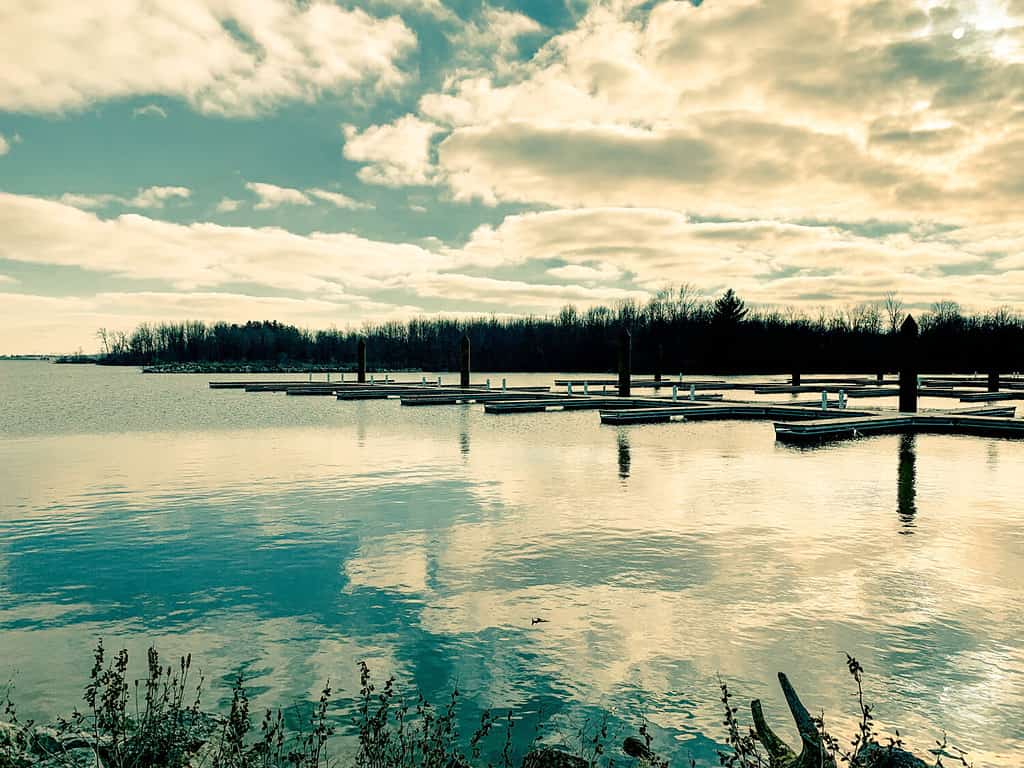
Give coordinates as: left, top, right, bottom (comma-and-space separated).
1, 0, 1023, 353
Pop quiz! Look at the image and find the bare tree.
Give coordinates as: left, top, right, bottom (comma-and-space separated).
96, 327, 110, 356
882, 292, 904, 334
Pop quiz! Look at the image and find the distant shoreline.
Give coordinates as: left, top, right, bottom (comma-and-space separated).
135, 361, 422, 374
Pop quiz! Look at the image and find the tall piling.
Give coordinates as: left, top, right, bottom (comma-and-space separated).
618, 326, 632, 397
357, 339, 367, 383
791, 370, 801, 387
899, 315, 918, 413
654, 343, 664, 382
460, 333, 471, 388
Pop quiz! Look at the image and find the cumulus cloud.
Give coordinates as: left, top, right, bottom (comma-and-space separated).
413, 273, 648, 308
449, 206, 1013, 308
245, 183, 374, 211
372, 0, 1024, 224
547, 263, 623, 282
448, 7, 543, 74
0, 0, 416, 116
0, 193, 446, 296
130, 186, 190, 208
307, 188, 375, 210
343, 116, 443, 186
216, 198, 243, 213
59, 186, 190, 210
0, 135, 8, 156
245, 182, 313, 210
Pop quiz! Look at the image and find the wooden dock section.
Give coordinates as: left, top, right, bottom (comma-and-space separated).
599, 403, 877, 425
774, 406, 1020, 443
484, 393, 724, 414
957, 391, 1024, 402
337, 385, 550, 401
553, 378, 727, 390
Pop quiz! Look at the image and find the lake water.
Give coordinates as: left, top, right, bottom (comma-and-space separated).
2, 361, 1023, 766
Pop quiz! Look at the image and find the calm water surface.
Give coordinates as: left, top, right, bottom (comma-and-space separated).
2, 362, 1023, 765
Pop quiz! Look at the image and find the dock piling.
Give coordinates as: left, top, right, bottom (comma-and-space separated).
672, 385, 678, 402
899, 315, 919, 413
988, 371, 1000, 393
689, 384, 696, 401
821, 391, 828, 411
618, 326, 632, 397
357, 339, 367, 383
792, 371, 801, 387
584, 382, 589, 395
460, 333, 471, 388
655, 343, 664, 382
567, 382, 574, 396
502, 378, 507, 392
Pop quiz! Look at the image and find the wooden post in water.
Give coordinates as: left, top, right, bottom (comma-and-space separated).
460, 333, 471, 388
618, 326, 632, 397
899, 315, 918, 413
988, 370, 1000, 393
357, 339, 367, 383
791, 370, 801, 387
654, 343, 664, 382
876, 372, 884, 384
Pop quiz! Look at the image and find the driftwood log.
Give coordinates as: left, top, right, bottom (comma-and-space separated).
521, 672, 932, 768
751, 673, 928, 768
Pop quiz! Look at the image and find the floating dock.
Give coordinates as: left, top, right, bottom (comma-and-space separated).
599, 403, 877, 425
209, 372, 1024, 445
773, 406, 1019, 443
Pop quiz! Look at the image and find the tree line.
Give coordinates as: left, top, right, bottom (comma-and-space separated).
92, 287, 1024, 373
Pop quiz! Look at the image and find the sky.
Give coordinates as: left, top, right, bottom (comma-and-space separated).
1, 0, 1024, 353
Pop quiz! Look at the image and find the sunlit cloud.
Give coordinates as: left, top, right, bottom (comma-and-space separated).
58, 186, 190, 210
0, 0, 416, 115
245, 182, 313, 210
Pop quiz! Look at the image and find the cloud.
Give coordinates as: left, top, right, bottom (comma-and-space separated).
216, 198, 244, 213
547, 263, 622, 282
449, 206, 1009, 308
245, 182, 313, 210
129, 186, 190, 208
0, 0, 416, 116
413, 273, 649, 309
132, 104, 167, 118
0, 192, 449, 297
0, 135, 8, 156
379, 0, 1024, 224
448, 7, 543, 75
343, 116, 443, 186
307, 188, 374, 210
58, 186, 191, 210
363, 0, 455, 22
